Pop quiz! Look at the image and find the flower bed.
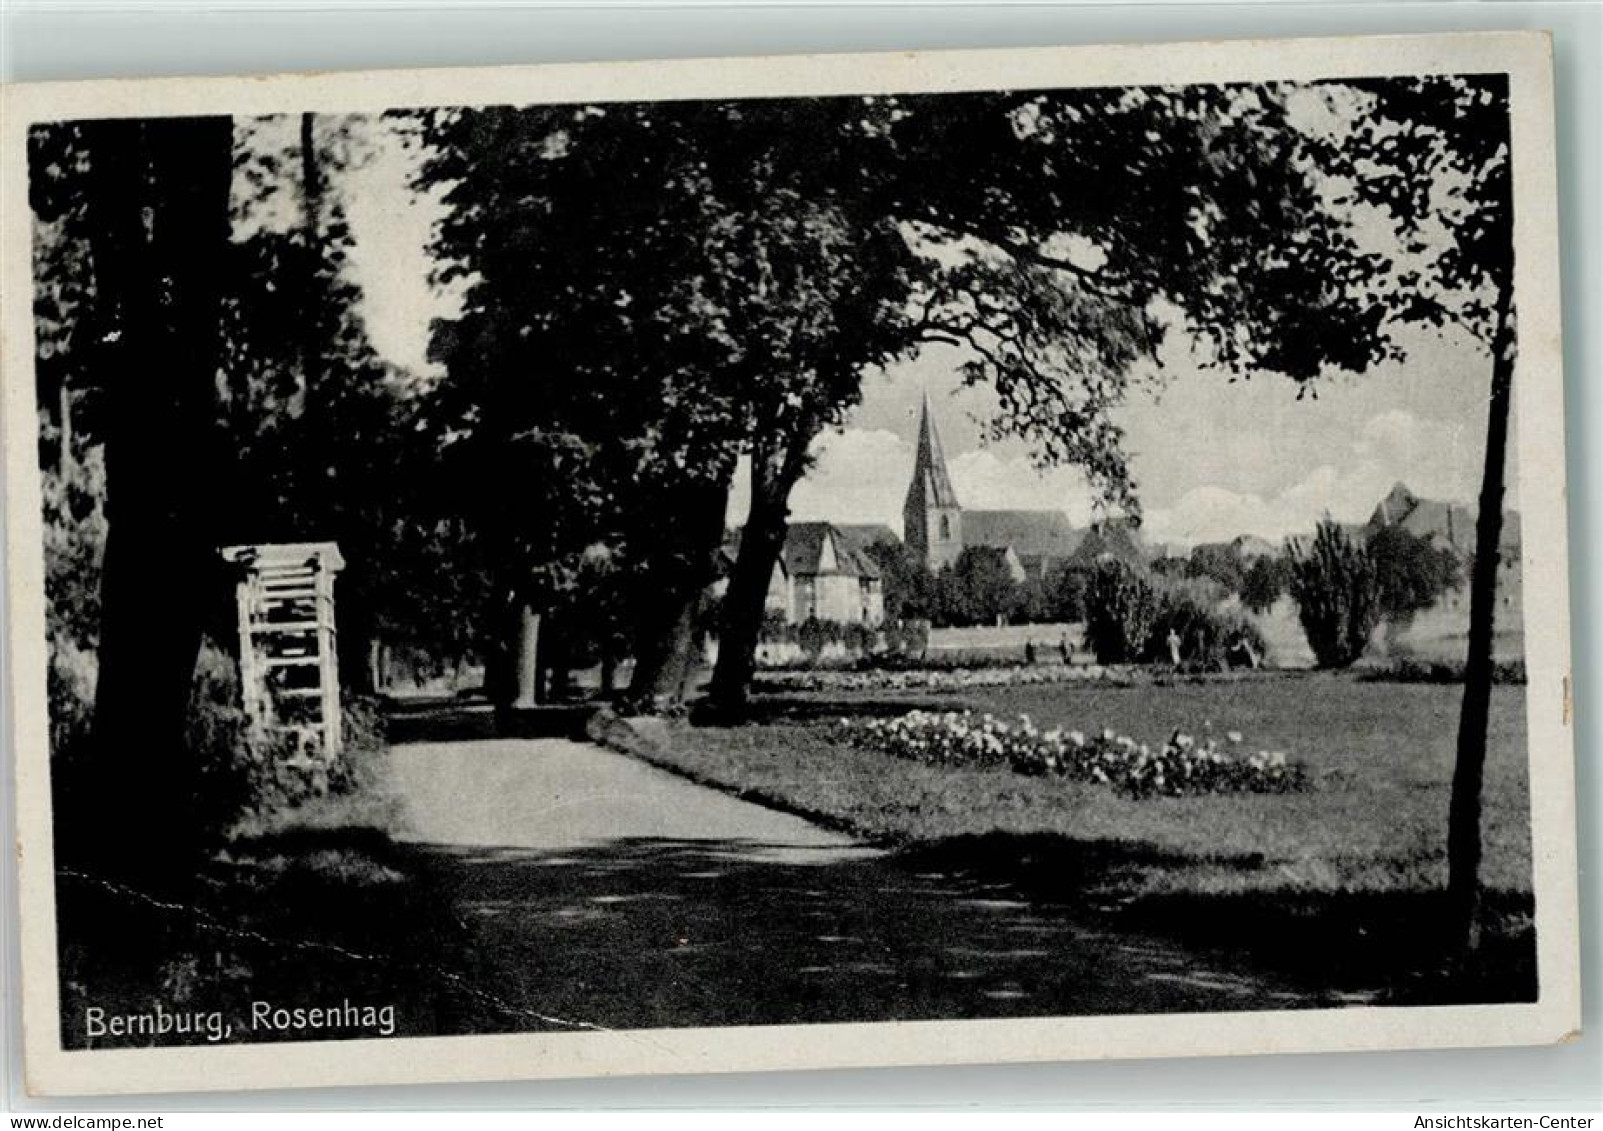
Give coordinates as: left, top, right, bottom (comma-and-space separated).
757, 662, 1127, 695
839, 709, 1308, 799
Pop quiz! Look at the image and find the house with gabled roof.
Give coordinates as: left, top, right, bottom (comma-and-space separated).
783, 522, 885, 625
718, 522, 887, 627
1365, 481, 1522, 614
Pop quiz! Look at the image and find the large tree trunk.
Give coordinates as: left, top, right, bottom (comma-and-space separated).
77, 117, 236, 885
627, 473, 733, 707
1446, 297, 1516, 954
709, 426, 817, 713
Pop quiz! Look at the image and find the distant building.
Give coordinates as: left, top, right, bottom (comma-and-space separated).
1364, 481, 1522, 612
718, 522, 887, 627
784, 522, 886, 625
902, 392, 1114, 580
1366, 481, 1520, 559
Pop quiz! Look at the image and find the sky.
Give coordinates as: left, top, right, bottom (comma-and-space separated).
328, 111, 1510, 552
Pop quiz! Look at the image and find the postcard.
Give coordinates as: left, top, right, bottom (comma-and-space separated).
0, 30, 1578, 1096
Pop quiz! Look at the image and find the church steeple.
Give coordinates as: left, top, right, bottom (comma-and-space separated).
903, 391, 964, 569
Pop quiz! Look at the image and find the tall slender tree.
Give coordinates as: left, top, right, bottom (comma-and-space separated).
1318, 76, 1517, 951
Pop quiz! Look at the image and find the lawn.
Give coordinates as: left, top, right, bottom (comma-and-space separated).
616, 672, 1535, 1001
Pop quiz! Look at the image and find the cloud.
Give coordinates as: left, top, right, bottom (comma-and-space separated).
1144, 409, 1483, 547
729, 428, 913, 533
947, 450, 1098, 523
728, 408, 1483, 553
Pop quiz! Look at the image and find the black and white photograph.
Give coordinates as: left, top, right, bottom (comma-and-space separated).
1, 31, 1578, 1096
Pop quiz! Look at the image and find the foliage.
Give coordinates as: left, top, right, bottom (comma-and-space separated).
880, 620, 931, 657
842, 709, 1307, 799
1360, 657, 1526, 686
1240, 555, 1290, 614
933, 546, 1023, 627
1083, 561, 1161, 664
1146, 583, 1267, 671
40, 452, 107, 651
758, 617, 909, 661
1368, 524, 1464, 622
47, 636, 98, 773
1288, 520, 1381, 668
1186, 544, 1246, 593
1041, 562, 1093, 624
861, 541, 939, 623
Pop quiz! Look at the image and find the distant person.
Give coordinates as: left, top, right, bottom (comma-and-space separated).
1166, 628, 1183, 668
1059, 635, 1071, 664
1025, 639, 1037, 665
1228, 634, 1262, 670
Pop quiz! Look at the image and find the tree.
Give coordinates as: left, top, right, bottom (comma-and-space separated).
1240, 554, 1290, 614
691, 103, 920, 708
1369, 525, 1463, 624
223, 114, 419, 694
1083, 561, 1160, 664
711, 84, 1402, 709
1302, 75, 1517, 950
1042, 561, 1093, 623
1187, 543, 1247, 593
1287, 520, 1380, 669
419, 102, 760, 708
861, 540, 937, 623
70, 117, 238, 882
940, 546, 1022, 627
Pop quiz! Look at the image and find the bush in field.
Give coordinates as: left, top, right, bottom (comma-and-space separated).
1288, 519, 1381, 668
1145, 583, 1267, 671
1240, 554, 1289, 613
881, 619, 930, 657
933, 546, 1022, 627
841, 621, 875, 656
1084, 560, 1160, 663
1186, 543, 1247, 593
1042, 561, 1092, 623
1368, 523, 1463, 623
795, 616, 839, 659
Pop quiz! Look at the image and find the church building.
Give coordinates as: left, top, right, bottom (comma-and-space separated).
901, 393, 1091, 580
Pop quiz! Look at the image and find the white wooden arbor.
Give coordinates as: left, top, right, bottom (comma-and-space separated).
220, 541, 345, 755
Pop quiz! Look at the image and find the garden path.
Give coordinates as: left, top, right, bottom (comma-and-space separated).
385, 735, 1324, 1033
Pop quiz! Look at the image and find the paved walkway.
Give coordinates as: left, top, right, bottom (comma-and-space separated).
387, 736, 1317, 1034
390, 738, 876, 862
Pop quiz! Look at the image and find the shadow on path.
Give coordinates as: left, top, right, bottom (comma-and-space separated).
402, 833, 1326, 1033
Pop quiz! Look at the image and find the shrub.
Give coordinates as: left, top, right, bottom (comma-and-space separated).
1083, 561, 1160, 664
881, 619, 930, 657
1288, 520, 1381, 668
796, 616, 840, 659
1369, 523, 1464, 621
47, 636, 97, 763
1145, 584, 1267, 671
1240, 555, 1289, 613
1360, 657, 1527, 685
187, 642, 305, 832
189, 642, 394, 833
47, 635, 388, 837
841, 621, 875, 656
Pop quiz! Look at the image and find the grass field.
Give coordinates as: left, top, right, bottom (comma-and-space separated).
623, 673, 1534, 1000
